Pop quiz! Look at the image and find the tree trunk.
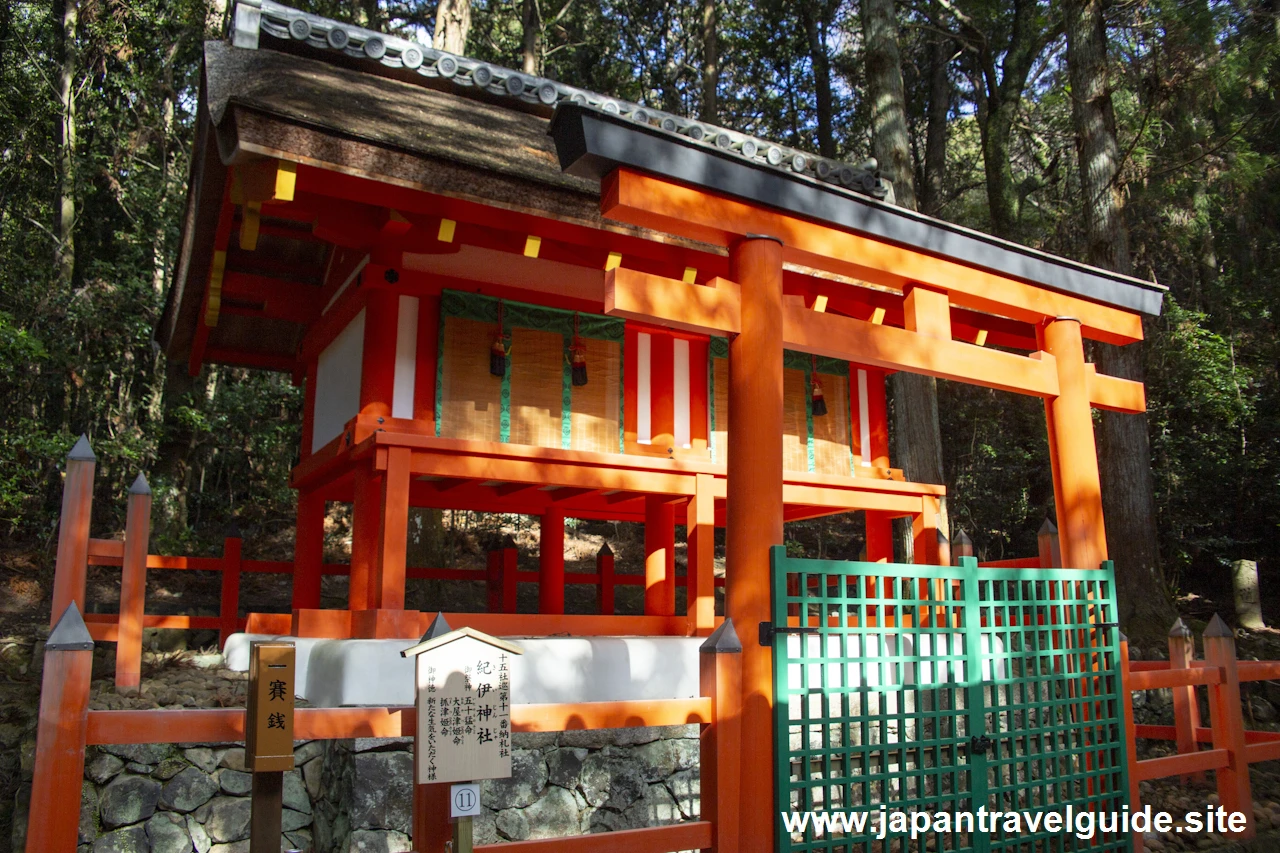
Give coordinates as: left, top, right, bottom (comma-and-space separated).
521, 0, 540, 75
152, 360, 200, 539
863, 0, 917, 211
922, 34, 951, 216
433, 0, 471, 54
800, 2, 835, 158
864, 0, 948, 558
55, 0, 78, 294
700, 0, 718, 124
981, 95, 1020, 238
1065, 0, 1174, 636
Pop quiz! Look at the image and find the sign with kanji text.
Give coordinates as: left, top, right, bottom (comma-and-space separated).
402, 623, 524, 784
245, 641, 295, 772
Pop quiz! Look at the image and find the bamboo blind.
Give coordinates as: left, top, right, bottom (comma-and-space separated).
812, 372, 852, 476
570, 337, 621, 453
782, 368, 808, 473
712, 357, 729, 464
508, 328, 564, 449
438, 317, 502, 442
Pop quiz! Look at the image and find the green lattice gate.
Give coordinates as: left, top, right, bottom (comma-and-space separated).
769, 547, 1131, 853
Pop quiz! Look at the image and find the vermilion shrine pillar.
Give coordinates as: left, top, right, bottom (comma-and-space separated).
539, 509, 566, 614
291, 489, 324, 611
1042, 316, 1108, 570
644, 495, 676, 616
725, 234, 784, 851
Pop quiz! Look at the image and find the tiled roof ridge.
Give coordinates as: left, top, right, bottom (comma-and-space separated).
229, 0, 890, 200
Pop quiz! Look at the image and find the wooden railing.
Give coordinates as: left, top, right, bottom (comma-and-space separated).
31, 602, 734, 853
1120, 617, 1280, 851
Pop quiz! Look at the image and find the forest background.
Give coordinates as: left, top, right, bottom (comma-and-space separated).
1, 0, 1278, 640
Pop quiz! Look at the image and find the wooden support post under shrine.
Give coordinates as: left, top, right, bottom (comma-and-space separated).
51, 436, 95, 628
645, 495, 676, 616
291, 489, 325, 611
487, 542, 518, 614
911, 495, 942, 565
1169, 618, 1205, 783
220, 536, 243, 647
539, 509, 565, 614
596, 543, 615, 615
865, 511, 893, 562
1204, 615, 1254, 838
686, 473, 715, 635
1042, 317, 1107, 570
116, 474, 151, 692
724, 235, 784, 852
349, 465, 380, 612
25, 604, 93, 853
699, 619, 742, 852
372, 445, 412, 611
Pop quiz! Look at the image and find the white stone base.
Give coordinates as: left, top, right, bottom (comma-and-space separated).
223, 633, 702, 708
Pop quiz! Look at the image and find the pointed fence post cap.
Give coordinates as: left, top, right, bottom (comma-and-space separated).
1118, 630, 1129, 644
47, 602, 94, 651
1038, 517, 1058, 536
700, 617, 742, 653
129, 473, 151, 496
421, 612, 452, 642
597, 542, 613, 557
502, 535, 518, 550
1169, 617, 1192, 639
1204, 614, 1234, 639
68, 434, 96, 462
936, 529, 949, 544
954, 530, 972, 547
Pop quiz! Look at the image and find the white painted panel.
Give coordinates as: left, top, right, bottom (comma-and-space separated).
857, 368, 871, 468
312, 309, 365, 453
637, 332, 652, 444
226, 634, 703, 707
673, 338, 691, 448
392, 295, 419, 420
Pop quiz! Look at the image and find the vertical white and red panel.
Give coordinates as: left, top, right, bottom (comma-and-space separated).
625, 325, 709, 455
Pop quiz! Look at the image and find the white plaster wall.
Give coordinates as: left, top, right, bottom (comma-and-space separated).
312, 309, 365, 453
224, 634, 702, 708
391, 295, 418, 420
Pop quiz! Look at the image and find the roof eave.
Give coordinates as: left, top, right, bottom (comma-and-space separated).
549, 105, 1166, 318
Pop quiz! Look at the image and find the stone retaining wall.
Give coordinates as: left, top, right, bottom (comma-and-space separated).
64, 741, 319, 853
312, 726, 701, 850
41, 726, 700, 853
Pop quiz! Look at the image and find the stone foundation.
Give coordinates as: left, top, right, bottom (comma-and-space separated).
312, 726, 701, 849
65, 742, 320, 853
50, 727, 699, 853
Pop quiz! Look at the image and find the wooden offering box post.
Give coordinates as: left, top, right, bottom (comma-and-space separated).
402, 614, 524, 853
245, 642, 296, 853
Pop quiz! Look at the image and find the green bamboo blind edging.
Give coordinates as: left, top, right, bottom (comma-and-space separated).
436, 290, 624, 450
769, 549, 1132, 853
439, 289, 625, 341
561, 332, 572, 450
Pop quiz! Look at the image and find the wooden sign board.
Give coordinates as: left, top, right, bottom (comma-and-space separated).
246, 641, 295, 773
405, 628, 523, 784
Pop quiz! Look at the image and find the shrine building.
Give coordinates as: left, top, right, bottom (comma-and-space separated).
149, 1, 1167, 849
